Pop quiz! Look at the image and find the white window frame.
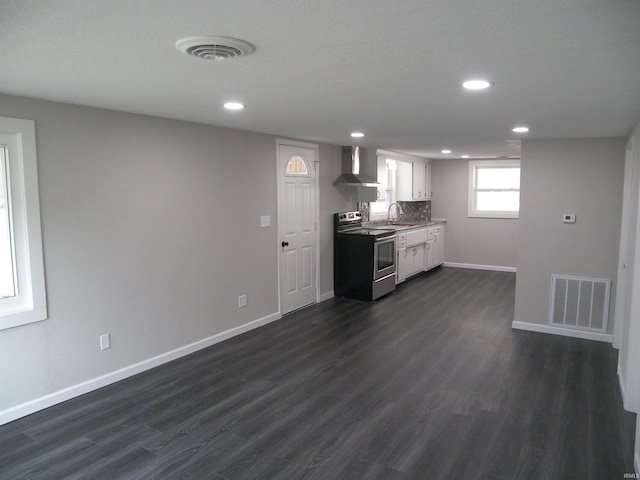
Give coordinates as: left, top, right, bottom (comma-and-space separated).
0, 116, 47, 330
369, 157, 397, 221
468, 159, 520, 219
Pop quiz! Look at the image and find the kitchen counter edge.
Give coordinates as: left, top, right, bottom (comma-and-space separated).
364, 219, 446, 232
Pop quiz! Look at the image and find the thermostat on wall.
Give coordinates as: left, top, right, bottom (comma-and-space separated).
563, 213, 576, 223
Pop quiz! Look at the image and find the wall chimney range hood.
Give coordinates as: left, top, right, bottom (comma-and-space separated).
333, 146, 379, 187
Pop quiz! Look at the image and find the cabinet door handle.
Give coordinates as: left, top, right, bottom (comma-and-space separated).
281, 241, 289, 248
413, 248, 417, 256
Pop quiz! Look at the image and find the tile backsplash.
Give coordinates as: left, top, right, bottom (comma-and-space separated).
399, 200, 431, 222
357, 200, 431, 222
357, 202, 370, 220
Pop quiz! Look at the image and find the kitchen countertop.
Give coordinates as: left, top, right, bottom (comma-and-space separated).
363, 218, 446, 232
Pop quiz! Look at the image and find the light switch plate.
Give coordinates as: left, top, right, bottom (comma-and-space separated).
260, 215, 271, 227
563, 213, 576, 223
238, 294, 247, 308
100, 333, 111, 351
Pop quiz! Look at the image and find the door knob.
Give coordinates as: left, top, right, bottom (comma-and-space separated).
281, 241, 289, 247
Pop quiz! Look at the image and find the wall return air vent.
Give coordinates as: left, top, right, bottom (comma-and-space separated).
175, 36, 254, 60
548, 274, 610, 333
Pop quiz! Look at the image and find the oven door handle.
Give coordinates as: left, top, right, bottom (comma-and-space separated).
375, 236, 396, 244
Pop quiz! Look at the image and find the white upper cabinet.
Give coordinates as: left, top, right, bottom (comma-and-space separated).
425, 160, 432, 200
396, 161, 412, 201
397, 159, 431, 201
412, 160, 426, 200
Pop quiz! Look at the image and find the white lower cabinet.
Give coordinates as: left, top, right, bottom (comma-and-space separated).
397, 244, 425, 283
433, 229, 444, 266
396, 228, 428, 284
397, 247, 406, 284
426, 239, 435, 270
397, 224, 445, 284
413, 244, 426, 273
426, 225, 444, 270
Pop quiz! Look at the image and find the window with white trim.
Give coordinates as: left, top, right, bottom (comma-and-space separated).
468, 159, 520, 218
285, 154, 310, 175
0, 116, 47, 330
369, 158, 397, 219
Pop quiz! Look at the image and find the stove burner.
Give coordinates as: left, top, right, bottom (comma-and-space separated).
334, 210, 396, 237
340, 227, 396, 238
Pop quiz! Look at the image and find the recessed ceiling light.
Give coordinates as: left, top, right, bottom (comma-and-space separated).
224, 102, 245, 110
462, 79, 493, 90
461, 155, 470, 158
441, 149, 452, 154
512, 126, 530, 133
351, 132, 365, 138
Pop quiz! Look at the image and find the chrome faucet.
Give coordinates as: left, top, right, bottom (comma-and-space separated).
387, 202, 404, 224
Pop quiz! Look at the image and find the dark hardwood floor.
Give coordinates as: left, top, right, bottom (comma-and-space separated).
1, 268, 636, 479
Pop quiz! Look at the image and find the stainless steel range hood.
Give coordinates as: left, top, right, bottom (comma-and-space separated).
333, 146, 379, 187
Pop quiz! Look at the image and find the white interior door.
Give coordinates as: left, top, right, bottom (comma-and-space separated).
277, 141, 318, 314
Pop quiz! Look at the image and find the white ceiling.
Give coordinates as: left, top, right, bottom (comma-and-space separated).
1, 0, 639, 159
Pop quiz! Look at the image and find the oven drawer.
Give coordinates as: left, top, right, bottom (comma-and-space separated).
372, 272, 396, 300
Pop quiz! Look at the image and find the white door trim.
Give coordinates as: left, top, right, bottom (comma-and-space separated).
613, 140, 634, 349
276, 138, 320, 315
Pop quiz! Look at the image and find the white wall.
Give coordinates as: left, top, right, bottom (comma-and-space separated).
513, 136, 639, 466
513, 138, 626, 333
0, 94, 350, 422
431, 158, 518, 269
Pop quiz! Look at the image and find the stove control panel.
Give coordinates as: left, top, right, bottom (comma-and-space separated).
337, 211, 362, 223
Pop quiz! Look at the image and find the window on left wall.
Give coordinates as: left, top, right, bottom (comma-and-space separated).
369, 156, 398, 221
0, 116, 47, 330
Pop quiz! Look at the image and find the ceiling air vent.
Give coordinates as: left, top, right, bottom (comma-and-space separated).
175, 36, 254, 61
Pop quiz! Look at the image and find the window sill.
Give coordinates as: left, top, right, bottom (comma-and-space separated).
468, 212, 519, 219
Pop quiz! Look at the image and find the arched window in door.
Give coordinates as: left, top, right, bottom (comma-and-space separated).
285, 154, 309, 176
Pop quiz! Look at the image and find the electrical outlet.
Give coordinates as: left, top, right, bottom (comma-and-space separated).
260, 215, 271, 227
100, 333, 111, 351
238, 294, 247, 308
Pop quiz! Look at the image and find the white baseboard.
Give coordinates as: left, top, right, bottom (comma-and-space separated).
617, 365, 635, 413
444, 262, 517, 273
318, 290, 334, 302
0, 311, 281, 426
619, 364, 628, 405
511, 320, 613, 343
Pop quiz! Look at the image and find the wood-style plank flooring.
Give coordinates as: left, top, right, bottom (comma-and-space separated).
0, 268, 636, 479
